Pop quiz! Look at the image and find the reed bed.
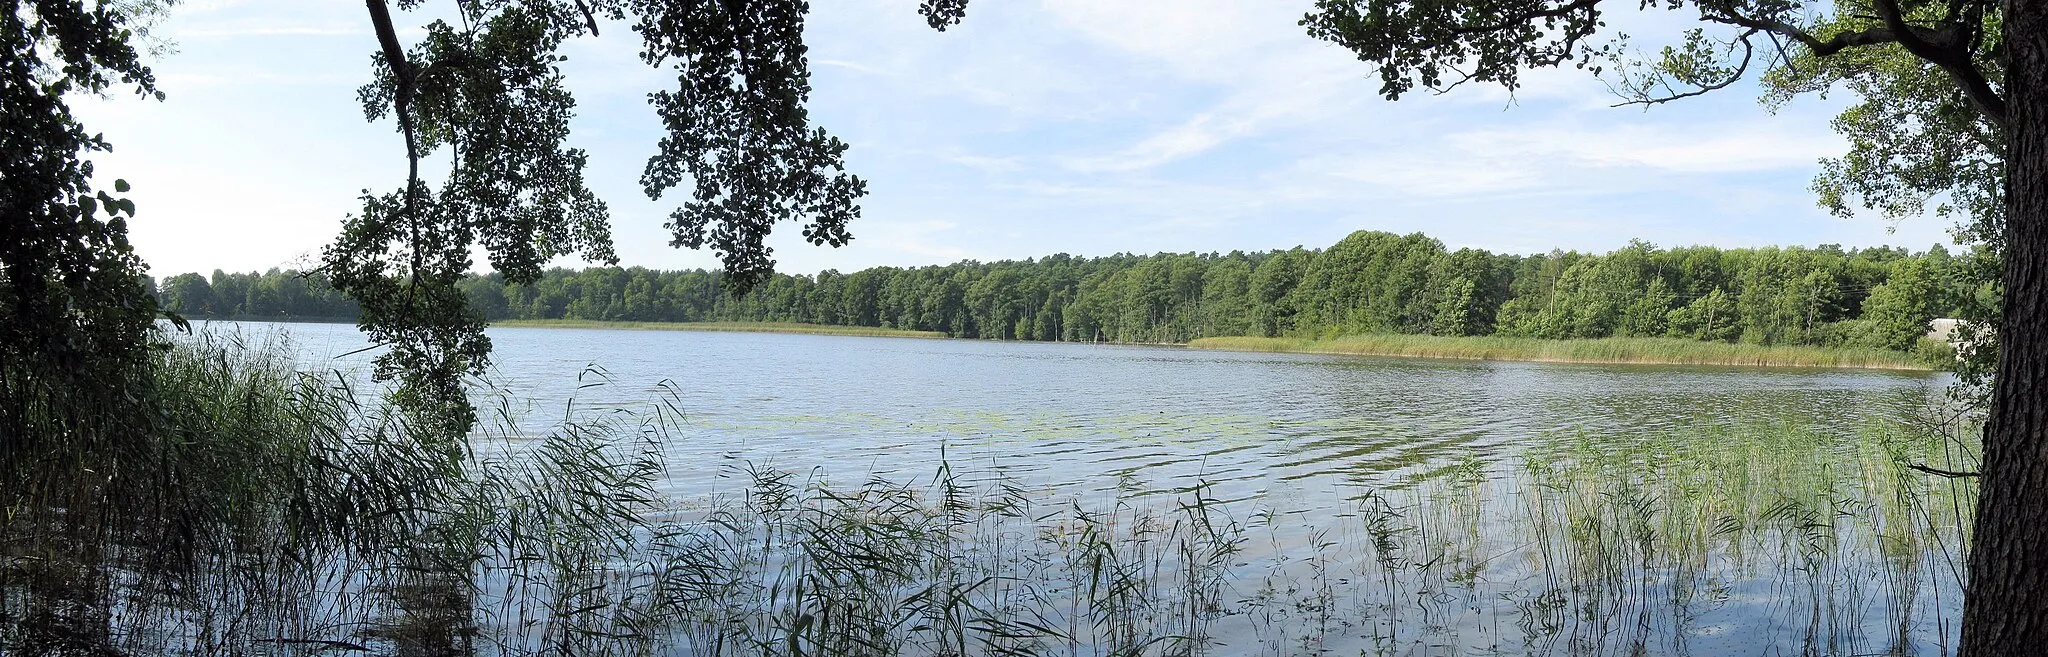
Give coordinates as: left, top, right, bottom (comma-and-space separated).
491, 320, 948, 339
1, 329, 1979, 656
1189, 334, 1940, 370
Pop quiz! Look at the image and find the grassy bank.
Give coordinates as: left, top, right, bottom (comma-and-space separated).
1189, 334, 1942, 370
491, 319, 947, 338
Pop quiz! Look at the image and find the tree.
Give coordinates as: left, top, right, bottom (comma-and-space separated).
1863, 257, 1941, 351
1296, 0, 2039, 650
1619, 277, 1676, 337
1430, 277, 1480, 336
160, 273, 218, 317
1, 0, 166, 458
1667, 287, 1741, 342
340, 0, 948, 440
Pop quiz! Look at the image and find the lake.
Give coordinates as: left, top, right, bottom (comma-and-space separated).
229, 320, 1969, 656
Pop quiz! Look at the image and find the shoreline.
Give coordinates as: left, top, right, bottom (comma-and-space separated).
488, 319, 1939, 371
1186, 335, 1940, 371
489, 319, 948, 339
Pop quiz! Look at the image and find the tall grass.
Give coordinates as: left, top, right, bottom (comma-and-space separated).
1189, 334, 1943, 370
1, 328, 1980, 656
619, 415, 1974, 656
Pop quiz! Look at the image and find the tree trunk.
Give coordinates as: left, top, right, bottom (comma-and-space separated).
1961, 0, 2048, 653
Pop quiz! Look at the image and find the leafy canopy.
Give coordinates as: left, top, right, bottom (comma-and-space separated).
342, 0, 976, 438
0, 0, 169, 451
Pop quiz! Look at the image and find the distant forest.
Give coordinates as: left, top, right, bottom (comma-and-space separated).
155, 231, 1984, 352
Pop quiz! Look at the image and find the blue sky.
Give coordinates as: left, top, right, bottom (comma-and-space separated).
75, 0, 1957, 279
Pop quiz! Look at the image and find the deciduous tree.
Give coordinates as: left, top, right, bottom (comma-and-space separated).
1294, 0, 2040, 649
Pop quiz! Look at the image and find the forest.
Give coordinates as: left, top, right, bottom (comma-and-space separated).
157, 230, 1981, 353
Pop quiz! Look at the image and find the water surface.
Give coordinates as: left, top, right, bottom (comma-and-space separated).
234, 321, 1964, 656
246, 321, 1936, 496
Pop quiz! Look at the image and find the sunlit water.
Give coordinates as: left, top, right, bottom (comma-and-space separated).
222, 320, 1965, 656
236, 321, 1939, 495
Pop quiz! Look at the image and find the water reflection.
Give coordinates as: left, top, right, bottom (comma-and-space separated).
199, 321, 1964, 656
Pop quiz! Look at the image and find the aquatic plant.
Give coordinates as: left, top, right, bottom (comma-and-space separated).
0, 328, 1980, 656
1189, 334, 1945, 370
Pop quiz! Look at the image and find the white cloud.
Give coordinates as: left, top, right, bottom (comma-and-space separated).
81, 0, 1948, 280
1454, 124, 1842, 174
858, 220, 979, 262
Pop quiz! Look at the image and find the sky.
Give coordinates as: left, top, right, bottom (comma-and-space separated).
74, 0, 1960, 279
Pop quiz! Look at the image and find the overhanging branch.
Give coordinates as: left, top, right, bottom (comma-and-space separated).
365, 0, 427, 309
1704, 2, 2006, 130
1909, 463, 1982, 478
1449, 0, 1605, 38
1615, 28, 1758, 107
1867, 0, 2007, 129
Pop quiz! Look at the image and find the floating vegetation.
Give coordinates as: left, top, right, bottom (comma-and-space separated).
1190, 334, 1946, 370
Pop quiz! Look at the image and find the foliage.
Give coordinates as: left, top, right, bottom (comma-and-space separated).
335, 0, 900, 441
164, 233, 1970, 356
158, 269, 359, 320
0, 0, 169, 464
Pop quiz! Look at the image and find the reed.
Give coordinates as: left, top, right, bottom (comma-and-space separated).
0, 327, 1980, 656
1188, 334, 1942, 370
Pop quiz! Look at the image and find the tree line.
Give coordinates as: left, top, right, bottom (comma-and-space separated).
158, 231, 1980, 353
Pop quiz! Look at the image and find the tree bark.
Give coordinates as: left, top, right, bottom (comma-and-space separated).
1960, 0, 2048, 653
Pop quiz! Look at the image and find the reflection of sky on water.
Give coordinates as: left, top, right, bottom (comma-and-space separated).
205, 320, 1941, 503
202, 320, 1960, 656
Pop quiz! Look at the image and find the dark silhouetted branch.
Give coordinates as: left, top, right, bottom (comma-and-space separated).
1909, 463, 1982, 478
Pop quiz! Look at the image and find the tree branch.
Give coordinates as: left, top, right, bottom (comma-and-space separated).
1705, 2, 2006, 130
575, 0, 601, 36
1703, 12, 1893, 56
364, 0, 417, 176
1448, 0, 1604, 38
365, 0, 426, 310
1909, 463, 1982, 478
1867, 0, 2008, 128
1614, 29, 1757, 107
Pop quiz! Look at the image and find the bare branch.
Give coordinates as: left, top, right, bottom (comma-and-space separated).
1765, 31, 1797, 76
1908, 463, 1982, 478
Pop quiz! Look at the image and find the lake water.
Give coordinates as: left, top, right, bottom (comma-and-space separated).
243, 321, 1938, 496
227, 321, 1968, 656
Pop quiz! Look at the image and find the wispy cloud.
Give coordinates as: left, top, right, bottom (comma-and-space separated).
87, 0, 1951, 278
173, 25, 369, 38
948, 154, 1027, 173
853, 220, 979, 263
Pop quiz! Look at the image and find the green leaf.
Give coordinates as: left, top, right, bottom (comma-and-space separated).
80, 196, 98, 217
114, 179, 130, 193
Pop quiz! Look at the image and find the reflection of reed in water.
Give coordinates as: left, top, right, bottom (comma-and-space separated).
379, 567, 476, 657
0, 330, 1979, 656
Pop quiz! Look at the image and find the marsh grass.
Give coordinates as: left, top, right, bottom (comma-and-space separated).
1189, 335, 1942, 370
602, 417, 1976, 657
0, 328, 1980, 656
490, 320, 947, 339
